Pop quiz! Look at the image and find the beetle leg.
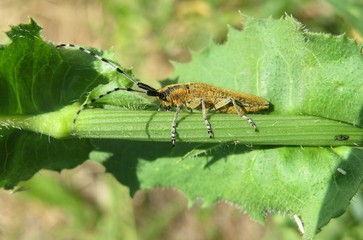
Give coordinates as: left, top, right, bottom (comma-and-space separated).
230, 98, 257, 130
200, 99, 213, 138
171, 106, 181, 146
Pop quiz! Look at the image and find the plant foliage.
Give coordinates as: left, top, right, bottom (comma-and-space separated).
0, 17, 362, 238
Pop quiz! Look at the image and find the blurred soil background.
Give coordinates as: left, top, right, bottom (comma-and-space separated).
0, 0, 362, 239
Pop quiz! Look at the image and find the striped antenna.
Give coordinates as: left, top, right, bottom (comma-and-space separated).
56, 43, 153, 135
56, 43, 159, 135
56, 43, 139, 85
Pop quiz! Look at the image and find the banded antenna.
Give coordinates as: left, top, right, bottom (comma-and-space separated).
56, 43, 160, 134
56, 44, 159, 95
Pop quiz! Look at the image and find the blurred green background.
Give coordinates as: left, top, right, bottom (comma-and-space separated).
0, 0, 362, 239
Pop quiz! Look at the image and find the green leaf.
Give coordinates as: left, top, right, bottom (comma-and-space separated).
70, 16, 363, 147
1, 16, 362, 239
138, 146, 363, 235
113, 16, 361, 238
0, 131, 94, 189
6, 18, 42, 40
0, 19, 142, 188
162, 16, 362, 237
81, 14, 363, 237
173, 16, 363, 126
95, 140, 363, 238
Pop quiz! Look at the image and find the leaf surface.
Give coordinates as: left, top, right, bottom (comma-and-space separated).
0, 17, 362, 238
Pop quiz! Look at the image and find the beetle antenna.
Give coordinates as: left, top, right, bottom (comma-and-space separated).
56, 43, 159, 95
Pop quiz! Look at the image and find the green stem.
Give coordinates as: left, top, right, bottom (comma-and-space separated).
72, 109, 362, 146
6, 106, 362, 146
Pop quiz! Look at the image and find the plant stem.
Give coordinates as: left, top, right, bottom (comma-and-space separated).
71, 109, 362, 146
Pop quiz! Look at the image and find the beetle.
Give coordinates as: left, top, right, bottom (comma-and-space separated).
57, 44, 269, 146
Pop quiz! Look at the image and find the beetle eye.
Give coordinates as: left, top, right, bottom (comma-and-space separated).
159, 92, 168, 101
